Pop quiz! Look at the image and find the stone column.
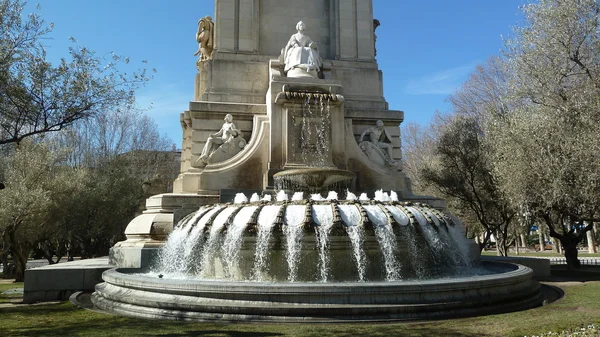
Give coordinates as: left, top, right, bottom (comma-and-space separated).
587, 228, 597, 253
214, 0, 259, 53
335, 0, 375, 61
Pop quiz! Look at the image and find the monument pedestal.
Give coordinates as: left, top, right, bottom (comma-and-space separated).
109, 193, 218, 267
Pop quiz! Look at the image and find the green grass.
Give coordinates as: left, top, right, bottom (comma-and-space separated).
0, 281, 23, 303
1, 275, 600, 336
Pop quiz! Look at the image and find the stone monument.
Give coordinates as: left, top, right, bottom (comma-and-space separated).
111, 0, 443, 267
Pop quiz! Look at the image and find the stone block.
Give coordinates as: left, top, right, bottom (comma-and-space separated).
23, 258, 111, 303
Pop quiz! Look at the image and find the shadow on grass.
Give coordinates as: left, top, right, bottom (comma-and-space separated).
0, 302, 493, 337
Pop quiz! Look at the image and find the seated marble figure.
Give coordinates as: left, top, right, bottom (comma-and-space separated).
281, 21, 322, 78
359, 120, 398, 167
197, 114, 246, 166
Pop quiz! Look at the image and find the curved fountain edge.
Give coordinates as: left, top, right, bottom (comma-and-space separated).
91, 261, 545, 322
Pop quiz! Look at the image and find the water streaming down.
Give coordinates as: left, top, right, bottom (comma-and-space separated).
200, 206, 237, 278
284, 205, 306, 282
252, 205, 281, 280
312, 204, 334, 281
423, 209, 469, 267
385, 205, 427, 278
154, 207, 208, 277
299, 96, 331, 168
339, 204, 367, 281
221, 206, 258, 279
364, 205, 401, 280
446, 218, 475, 267
148, 191, 476, 282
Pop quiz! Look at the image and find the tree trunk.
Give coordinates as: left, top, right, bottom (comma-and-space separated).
520, 234, 527, 248
12, 247, 28, 282
551, 237, 561, 254
496, 231, 508, 256
594, 223, 599, 248
538, 230, 545, 251
587, 229, 597, 253
561, 239, 581, 269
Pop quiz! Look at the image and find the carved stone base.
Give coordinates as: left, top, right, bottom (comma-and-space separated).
286, 67, 319, 78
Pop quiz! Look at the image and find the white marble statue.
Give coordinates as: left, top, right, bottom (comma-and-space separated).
197, 114, 246, 166
359, 120, 398, 167
282, 21, 322, 78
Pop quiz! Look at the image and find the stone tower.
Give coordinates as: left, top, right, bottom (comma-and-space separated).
110, 0, 445, 268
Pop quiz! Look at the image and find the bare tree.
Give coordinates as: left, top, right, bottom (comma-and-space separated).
0, 0, 151, 146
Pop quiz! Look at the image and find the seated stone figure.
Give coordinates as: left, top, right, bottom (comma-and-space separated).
359, 120, 398, 167
197, 114, 246, 167
282, 21, 322, 78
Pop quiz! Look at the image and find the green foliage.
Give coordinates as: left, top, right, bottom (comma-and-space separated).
420, 115, 514, 255
0, 140, 66, 280
46, 157, 143, 258
490, 0, 600, 267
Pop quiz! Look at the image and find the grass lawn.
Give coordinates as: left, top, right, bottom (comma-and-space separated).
0, 281, 24, 303
1, 269, 600, 337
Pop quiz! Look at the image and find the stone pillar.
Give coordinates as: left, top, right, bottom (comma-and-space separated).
587, 229, 597, 253
214, 0, 259, 53
335, 0, 374, 61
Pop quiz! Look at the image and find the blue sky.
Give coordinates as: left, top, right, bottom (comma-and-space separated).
25, 0, 526, 146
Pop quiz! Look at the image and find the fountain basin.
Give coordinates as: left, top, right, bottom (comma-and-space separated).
273, 168, 356, 193
91, 262, 543, 322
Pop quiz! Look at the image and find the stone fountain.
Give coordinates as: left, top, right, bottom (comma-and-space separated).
95, 0, 544, 322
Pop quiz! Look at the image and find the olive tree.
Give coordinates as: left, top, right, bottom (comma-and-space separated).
420, 115, 515, 255
402, 57, 515, 255
0, 141, 75, 280
491, 0, 600, 268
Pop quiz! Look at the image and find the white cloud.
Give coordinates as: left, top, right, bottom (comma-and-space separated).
404, 62, 479, 95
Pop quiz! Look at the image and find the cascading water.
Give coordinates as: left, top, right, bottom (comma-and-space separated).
300, 95, 331, 168
149, 191, 476, 282
312, 203, 333, 282
251, 205, 280, 280
273, 92, 355, 195
95, 191, 544, 322
283, 204, 305, 282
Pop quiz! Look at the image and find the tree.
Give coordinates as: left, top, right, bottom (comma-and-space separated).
420, 115, 515, 255
401, 120, 439, 196
492, 0, 600, 268
0, 0, 151, 145
401, 57, 516, 255
446, 56, 508, 124
43, 108, 177, 259
0, 140, 70, 281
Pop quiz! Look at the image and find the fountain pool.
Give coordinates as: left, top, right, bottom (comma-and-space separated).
92, 192, 544, 321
